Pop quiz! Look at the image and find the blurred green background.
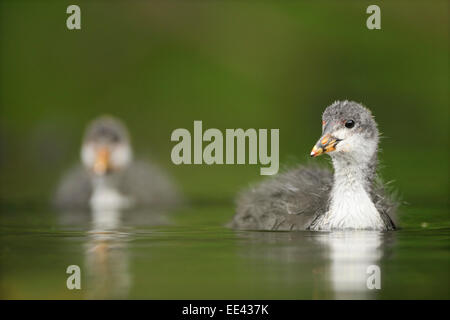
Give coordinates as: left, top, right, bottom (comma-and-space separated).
0, 0, 448, 209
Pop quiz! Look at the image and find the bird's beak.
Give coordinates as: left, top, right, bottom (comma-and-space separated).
310, 133, 341, 157
93, 147, 111, 175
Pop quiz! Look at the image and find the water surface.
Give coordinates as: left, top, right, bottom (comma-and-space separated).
0, 204, 448, 299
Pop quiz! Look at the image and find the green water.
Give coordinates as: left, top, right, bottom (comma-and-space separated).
0, 204, 448, 299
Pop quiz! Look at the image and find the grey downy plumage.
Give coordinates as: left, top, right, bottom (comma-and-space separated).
230, 101, 398, 231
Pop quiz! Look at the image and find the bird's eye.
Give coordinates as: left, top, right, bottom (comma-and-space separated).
345, 120, 355, 128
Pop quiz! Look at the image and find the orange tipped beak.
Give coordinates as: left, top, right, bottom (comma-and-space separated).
310, 134, 341, 157
93, 147, 111, 175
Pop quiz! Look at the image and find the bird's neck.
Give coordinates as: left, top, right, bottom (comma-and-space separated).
314, 152, 384, 230
332, 152, 377, 194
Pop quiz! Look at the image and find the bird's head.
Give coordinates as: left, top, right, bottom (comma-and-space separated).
81, 115, 133, 176
310, 101, 379, 161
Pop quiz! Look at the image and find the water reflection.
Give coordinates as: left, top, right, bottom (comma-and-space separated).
59, 207, 172, 299
84, 209, 130, 299
315, 231, 388, 299
238, 230, 394, 299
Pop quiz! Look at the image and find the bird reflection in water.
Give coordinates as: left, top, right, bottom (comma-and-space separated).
314, 231, 391, 299
84, 208, 131, 299
237, 230, 394, 299
82, 207, 172, 299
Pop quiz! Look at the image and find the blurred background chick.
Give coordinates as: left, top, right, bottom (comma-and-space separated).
54, 115, 182, 211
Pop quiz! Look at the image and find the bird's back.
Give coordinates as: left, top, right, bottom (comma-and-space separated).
118, 160, 183, 209
53, 165, 92, 210
229, 165, 398, 231
53, 160, 182, 210
229, 165, 333, 231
